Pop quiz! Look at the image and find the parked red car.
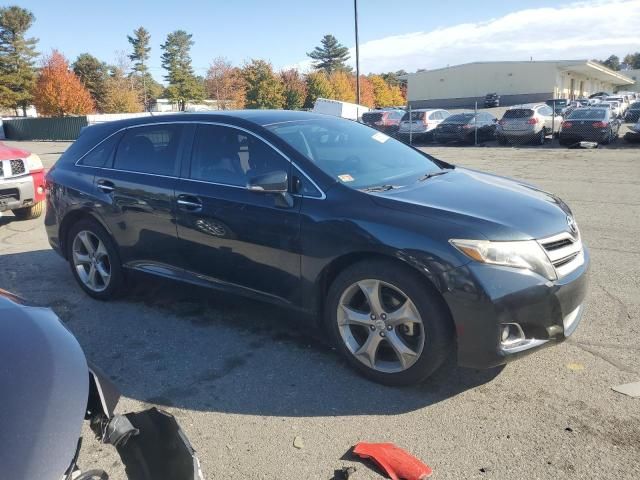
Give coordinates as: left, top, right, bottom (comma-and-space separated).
0, 142, 45, 219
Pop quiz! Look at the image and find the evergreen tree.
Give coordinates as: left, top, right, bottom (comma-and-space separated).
307, 34, 351, 74
0, 6, 38, 115
600, 55, 620, 71
161, 30, 204, 111
73, 53, 109, 111
623, 52, 640, 69
242, 59, 284, 109
128, 27, 151, 108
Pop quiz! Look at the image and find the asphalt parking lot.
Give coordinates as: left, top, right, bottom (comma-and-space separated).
1, 140, 639, 479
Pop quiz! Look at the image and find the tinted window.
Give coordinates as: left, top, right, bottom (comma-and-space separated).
538, 106, 553, 116
266, 117, 442, 190
114, 125, 183, 175
504, 109, 533, 119
79, 132, 122, 167
630, 102, 640, 110
445, 113, 474, 123
401, 111, 425, 121
190, 124, 290, 187
567, 109, 607, 120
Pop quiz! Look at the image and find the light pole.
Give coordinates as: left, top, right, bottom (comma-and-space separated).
354, 0, 360, 105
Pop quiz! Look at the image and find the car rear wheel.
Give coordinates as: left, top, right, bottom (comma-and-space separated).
67, 219, 124, 300
537, 129, 546, 145
325, 260, 453, 386
12, 201, 44, 220
497, 136, 508, 146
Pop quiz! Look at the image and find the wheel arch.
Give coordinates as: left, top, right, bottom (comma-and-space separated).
58, 209, 114, 260
315, 251, 455, 334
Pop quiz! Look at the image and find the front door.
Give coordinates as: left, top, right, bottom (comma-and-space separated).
94, 123, 187, 269
174, 123, 302, 304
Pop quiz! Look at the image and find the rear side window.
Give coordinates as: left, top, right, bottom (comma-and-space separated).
567, 109, 606, 120
78, 132, 122, 167
114, 124, 184, 176
503, 109, 533, 119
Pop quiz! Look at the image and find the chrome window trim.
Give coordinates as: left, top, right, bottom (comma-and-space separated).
74, 120, 326, 200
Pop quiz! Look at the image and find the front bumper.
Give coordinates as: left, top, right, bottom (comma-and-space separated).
442, 247, 590, 368
0, 171, 44, 212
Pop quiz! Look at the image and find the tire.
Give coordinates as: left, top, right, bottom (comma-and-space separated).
67, 218, 125, 300
12, 201, 44, 220
497, 136, 508, 146
537, 129, 546, 145
324, 260, 454, 386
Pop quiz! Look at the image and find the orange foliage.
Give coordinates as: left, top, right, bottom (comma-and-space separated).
33, 50, 95, 116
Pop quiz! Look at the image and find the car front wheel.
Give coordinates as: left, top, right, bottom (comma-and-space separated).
67, 219, 124, 300
325, 260, 453, 386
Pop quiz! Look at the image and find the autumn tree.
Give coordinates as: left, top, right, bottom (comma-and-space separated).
280, 69, 306, 110
304, 71, 334, 108
329, 70, 355, 103
389, 84, 406, 106
354, 75, 375, 108
73, 53, 109, 111
0, 6, 38, 115
242, 59, 284, 109
370, 75, 393, 107
161, 30, 205, 111
206, 57, 245, 109
128, 26, 152, 109
307, 34, 351, 74
102, 57, 143, 114
33, 50, 94, 116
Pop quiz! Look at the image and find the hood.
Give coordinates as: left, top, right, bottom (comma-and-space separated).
0, 141, 30, 160
370, 168, 573, 241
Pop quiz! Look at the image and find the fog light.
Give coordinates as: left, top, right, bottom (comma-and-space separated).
500, 323, 525, 346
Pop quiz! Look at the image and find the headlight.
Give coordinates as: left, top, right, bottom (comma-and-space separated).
450, 239, 556, 281
25, 153, 43, 171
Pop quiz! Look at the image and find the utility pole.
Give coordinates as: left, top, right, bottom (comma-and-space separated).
354, 0, 361, 105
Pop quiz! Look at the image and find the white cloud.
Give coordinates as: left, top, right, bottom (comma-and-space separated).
286, 0, 640, 73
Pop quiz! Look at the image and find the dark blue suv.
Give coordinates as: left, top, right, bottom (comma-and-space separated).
45, 111, 589, 385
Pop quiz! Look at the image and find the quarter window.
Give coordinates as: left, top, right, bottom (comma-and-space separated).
114, 124, 183, 176
190, 124, 290, 187
78, 132, 122, 167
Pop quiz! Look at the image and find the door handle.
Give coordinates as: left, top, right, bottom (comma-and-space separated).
177, 195, 202, 212
96, 179, 115, 193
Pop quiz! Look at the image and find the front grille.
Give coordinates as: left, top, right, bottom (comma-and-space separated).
10, 159, 25, 176
538, 231, 584, 278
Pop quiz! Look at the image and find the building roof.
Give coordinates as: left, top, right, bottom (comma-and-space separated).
403, 60, 634, 85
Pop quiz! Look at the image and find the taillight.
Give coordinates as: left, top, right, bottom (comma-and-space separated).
592, 121, 608, 128
562, 122, 573, 128
527, 118, 538, 125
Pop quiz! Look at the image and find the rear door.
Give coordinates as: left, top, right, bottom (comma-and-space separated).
94, 123, 187, 269
173, 123, 302, 304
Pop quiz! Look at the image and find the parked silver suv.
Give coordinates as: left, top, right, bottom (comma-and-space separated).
496, 103, 563, 145
397, 109, 450, 141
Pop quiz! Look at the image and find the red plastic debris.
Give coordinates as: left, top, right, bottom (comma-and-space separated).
353, 442, 432, 480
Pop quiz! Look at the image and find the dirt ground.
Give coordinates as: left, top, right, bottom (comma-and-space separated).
1, 139, 639, 479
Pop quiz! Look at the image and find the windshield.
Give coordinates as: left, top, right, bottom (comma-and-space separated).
630, 102, 640, 110
567, 109, 606, 120
265, 117, 442, 189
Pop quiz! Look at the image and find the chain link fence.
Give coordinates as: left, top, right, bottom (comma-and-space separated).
383, 94, 640, 149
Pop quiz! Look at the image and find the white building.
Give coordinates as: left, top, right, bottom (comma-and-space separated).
618, 69, 640, 92
404, 60, 634, 108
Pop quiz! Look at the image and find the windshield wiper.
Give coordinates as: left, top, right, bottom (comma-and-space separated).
418, 170, 449, 182
362, 184, 396, 192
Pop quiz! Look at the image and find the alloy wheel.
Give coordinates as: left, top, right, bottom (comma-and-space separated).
337, 279, 425, 373
72, 231, 111, 292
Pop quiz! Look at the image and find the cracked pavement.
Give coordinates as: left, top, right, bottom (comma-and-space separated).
1, 140, 639, 479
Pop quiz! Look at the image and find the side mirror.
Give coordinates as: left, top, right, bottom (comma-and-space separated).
247, 170, 288, 193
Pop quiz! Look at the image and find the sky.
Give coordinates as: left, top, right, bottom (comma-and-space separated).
20, 0, 640, 82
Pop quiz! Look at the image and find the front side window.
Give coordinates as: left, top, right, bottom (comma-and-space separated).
190, 124, 290, 187
114, 124, 183, 176
266, 117, 442, 190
